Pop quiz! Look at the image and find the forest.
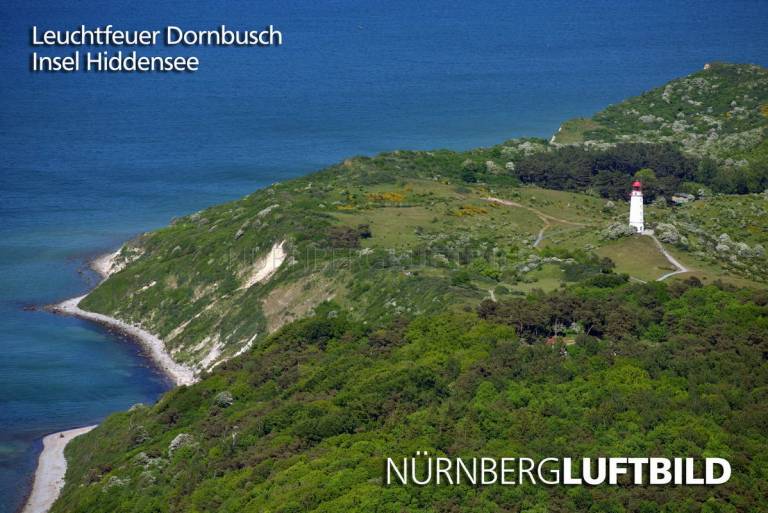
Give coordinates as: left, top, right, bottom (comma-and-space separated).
55, 277, 768, 513
513, 143, 768, 200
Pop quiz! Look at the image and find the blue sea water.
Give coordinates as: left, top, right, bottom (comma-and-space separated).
1, 0, 767, 510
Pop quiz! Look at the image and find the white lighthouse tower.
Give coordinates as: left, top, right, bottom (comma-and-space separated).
629, 180, 644, 233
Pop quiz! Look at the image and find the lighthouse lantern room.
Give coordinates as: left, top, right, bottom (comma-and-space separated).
629, 181, 644, 233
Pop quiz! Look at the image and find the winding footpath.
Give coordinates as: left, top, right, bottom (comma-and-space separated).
485, 197, 586, 247
485, 196, 689, 282
533, 225, 548, 248
646, 234, 690, 281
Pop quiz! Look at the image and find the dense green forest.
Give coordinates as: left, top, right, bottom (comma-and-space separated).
514, 142, 768, 199
514, 143, 699, 200
56, 278, 768, 512
52, 63, 768, 512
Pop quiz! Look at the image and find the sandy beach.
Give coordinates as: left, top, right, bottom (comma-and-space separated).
21, 426, 97, 513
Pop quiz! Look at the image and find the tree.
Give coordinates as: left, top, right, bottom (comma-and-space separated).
461, 166, 478, 183
634, 168, 659, 201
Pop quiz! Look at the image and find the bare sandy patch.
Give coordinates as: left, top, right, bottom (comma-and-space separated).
262, 275, 335, 333
240, 241, 287, 289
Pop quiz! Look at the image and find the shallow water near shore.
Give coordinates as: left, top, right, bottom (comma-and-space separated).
2, 0, 768, 510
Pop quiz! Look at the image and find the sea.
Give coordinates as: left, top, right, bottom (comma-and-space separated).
1, 0, 766, 510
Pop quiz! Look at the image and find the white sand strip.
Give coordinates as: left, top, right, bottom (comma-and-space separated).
26, 247, 196, 513
22, 425, 97, 513
32, 240, 289, 510
53, 296, 197, 386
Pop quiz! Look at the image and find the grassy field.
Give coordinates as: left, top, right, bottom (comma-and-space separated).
552, 117, 604, 144
596, 235, 676, 281
329, 179, 764, 293
489, 185, 610, 224
80, 140, 768, 373
662, 245, 768, 289
510, 263, 565, 293
332, 180, 548, 250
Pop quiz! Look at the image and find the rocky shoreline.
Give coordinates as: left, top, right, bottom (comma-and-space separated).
50, 295, 196, 387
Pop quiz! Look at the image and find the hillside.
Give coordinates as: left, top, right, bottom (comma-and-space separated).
553, 63, 768, 159
77, 150, 768, 377
52, 64, 768, 512
78, 149, 619, 374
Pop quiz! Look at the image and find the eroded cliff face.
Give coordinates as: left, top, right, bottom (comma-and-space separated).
79, 183, 316, 375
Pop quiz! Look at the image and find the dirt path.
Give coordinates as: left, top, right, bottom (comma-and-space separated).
487, 196, 690, 282
645, 234, 690, 281
532, 226, 547, 247
485, 197, 587, 247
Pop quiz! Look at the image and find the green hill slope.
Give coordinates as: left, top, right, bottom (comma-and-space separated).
52, 64, 768, 512
79, 150, 618, 374
78, 64, 768, 377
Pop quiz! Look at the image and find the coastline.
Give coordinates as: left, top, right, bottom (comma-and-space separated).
51, 295, 197, 387
56, 248, 197, 387
89, 250, 120, 278
22, 249, 197, 513
21, 426, 97, 513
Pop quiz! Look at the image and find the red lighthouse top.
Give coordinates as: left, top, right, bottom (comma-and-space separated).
632, 181, 642, 189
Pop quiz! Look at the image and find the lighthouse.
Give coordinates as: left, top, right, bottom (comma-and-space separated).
629, 181, 644, 233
